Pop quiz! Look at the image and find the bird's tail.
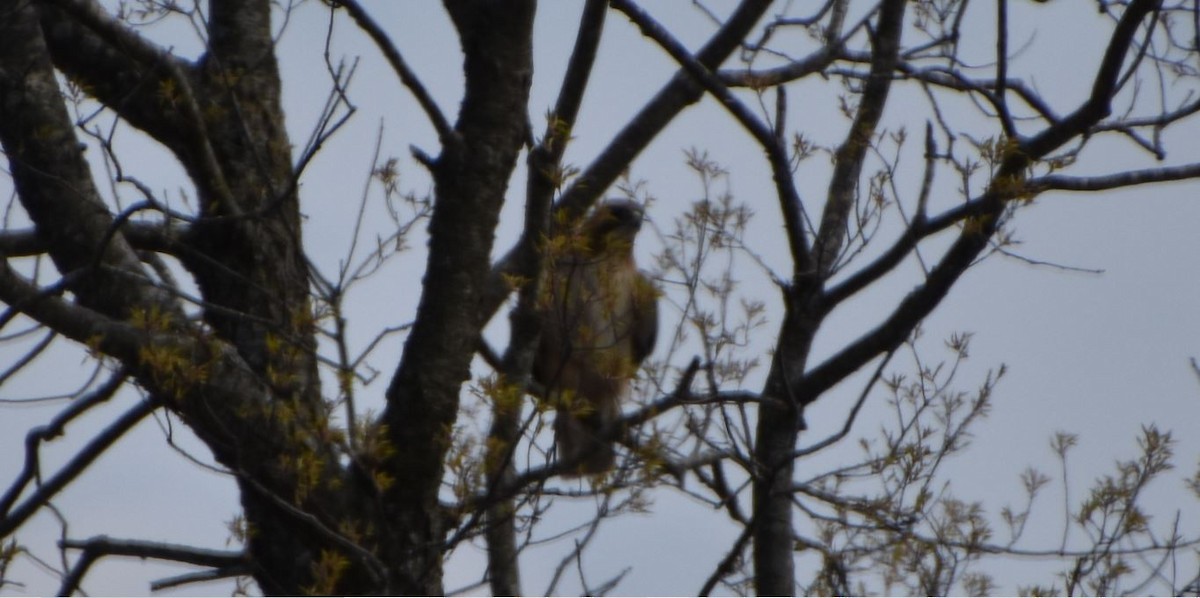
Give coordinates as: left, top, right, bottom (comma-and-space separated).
555, 409, 616, 476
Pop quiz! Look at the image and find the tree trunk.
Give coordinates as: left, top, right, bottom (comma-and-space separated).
377, 2, 536, 593
752, 302, 818, 596
752, 2, 906, 593
19, 0, 364, 592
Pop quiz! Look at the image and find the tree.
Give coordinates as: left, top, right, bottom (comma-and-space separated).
2, 0, 1200, 595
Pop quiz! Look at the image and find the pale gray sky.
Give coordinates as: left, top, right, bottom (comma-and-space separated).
2, 2, 1199, 596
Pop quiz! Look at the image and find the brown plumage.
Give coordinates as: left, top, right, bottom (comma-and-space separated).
534, 200, 658, 475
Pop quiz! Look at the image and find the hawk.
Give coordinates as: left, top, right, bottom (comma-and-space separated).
534, 200, 658, 475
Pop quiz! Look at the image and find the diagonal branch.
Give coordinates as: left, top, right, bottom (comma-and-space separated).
717, 1, 867, 89
1022, 0, 1162, 159
149, 565, 253, 592
545, 0, 607, 146
790, 346, 897, 460
39, 0, 177, 67
477, 0, 776, 326
553, 0, 774, 220
610, 0, 812, 277
0, 368, 129, 520
823, 185, 987, 310
334, 0, 454, 143
813, 0, 907, 278
0, 398, 156, 540
699, 523, 754, 596
1, 0, 181, 320
798, 0, 1166, 404
37, 0, 195, 148
0, 261, 146, 360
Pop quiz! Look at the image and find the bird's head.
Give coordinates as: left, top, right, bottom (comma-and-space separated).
582, 199, 645, 253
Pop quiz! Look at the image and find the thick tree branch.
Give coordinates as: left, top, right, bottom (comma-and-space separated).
1023, 0, 1159, 159
0, 229, 44, 257
0, 221, 187, 258
0, 261, 144, 359
0, 2, 176, 320
0, 253, 367, 594
37, 0, 194, 149
0, 19, 326, 566
39, 0, 176, 67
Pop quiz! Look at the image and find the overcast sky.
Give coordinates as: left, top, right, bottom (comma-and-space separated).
2, 2, 1200, 596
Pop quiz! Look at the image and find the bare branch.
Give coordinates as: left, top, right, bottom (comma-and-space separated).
334, 0, 454, 144
149, 564, 253, 593
1028, 163, 1200, 192
554, 0, 774, 218
37, 0, 194, 145
58, 536, 246, 596
544, 0, 607, 147
0, 398, 155, 539
0, 368, 128, 520
791, 347, 896, 459
717, 4, 871, 88
800, 0, 1167, 405
39, 0, 178, 67
699, 524, 753, 596
610, 0, 812, 275
994, 0, 1017, 139
0, 229, 46, 257
478, 1, 777, 327
813, 0, 906, 277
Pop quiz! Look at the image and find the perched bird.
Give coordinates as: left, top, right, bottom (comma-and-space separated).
534, 199, 658, 475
